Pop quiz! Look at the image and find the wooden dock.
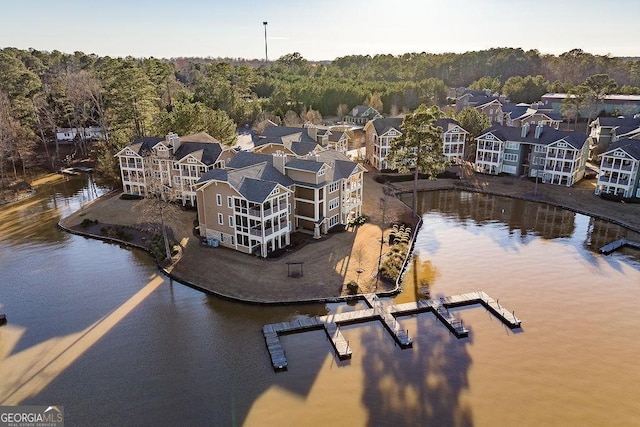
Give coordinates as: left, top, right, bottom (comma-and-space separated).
262, 291, 521, 371
599, 239, 640, 255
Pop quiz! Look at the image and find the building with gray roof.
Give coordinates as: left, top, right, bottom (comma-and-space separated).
595, 138, 640, 199
475, 123, 589, 186
194, 150, 366, 257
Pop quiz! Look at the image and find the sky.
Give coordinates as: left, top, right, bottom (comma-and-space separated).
1, 0, 639, 60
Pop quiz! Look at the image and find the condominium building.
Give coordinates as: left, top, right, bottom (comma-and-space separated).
115, 132, 236, 206
595, 138, 640, 199
475, 124, 589, 186
194, 150, 365, 257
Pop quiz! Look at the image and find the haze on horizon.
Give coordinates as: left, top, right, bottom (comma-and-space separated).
2, 0, 638, 60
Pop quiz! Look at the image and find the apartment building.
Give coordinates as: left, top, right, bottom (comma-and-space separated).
475, 124, 589, 186
194, 150, 365, 257
115, 132, 236, 206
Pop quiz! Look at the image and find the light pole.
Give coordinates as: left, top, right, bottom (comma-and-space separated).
263, 21, 268, 63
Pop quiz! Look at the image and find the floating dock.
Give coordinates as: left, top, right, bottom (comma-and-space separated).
599, 239, 640, 255
262, 290, 521, 371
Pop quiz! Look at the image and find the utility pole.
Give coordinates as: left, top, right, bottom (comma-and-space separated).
263, 21, 268, 63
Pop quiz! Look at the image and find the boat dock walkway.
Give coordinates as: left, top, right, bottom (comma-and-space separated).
599, 239, 640, 255
262, 290, 521, 370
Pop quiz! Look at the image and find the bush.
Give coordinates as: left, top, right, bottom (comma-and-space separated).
346, 281, 359, 295
350, 215, 368, 227
80, 218, 98, 228
120, 193, 144, 200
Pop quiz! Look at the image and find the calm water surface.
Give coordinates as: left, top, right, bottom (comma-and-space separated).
1, 177, 639, 426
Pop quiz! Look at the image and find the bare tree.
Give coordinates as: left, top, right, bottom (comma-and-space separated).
283, 110, 303, 127
301, 106, 322, 125
133, 162, 182, 261
0, 91, 17, 186
336, 103, 348, 119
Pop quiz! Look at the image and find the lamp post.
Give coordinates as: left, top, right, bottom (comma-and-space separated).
263, 21, 268, 63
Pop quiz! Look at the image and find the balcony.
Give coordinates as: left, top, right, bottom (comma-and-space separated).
343, 182, 362, 192
601, 162, 634, 171
546, 166, 572, 173
181, 170, 200, 177
249, 219, 288, 237
599, 175, 630, 185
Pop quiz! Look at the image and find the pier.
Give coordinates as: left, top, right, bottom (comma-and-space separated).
599, 239, 640, 255
262, 290, 521, 371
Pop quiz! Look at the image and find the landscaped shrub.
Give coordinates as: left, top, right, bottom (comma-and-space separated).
346, 281, 359, 295
80, 218, 98, 228
120, 193, 144, 200
379, 241, 410, 283
350, 215, 368, 227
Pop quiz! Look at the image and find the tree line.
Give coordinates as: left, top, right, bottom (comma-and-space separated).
1, 46, 639, 185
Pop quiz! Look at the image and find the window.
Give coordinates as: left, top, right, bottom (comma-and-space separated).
173, 176, 181, 184
504, 153, 518, 162
329, 214, 339, 228
318, 167, 326, 177
329, 197, 339, 210
227, 196, 233, 208
216, 194, 222, 206
218, 213, 223, 225
502, 165, 517, 174
505, 142, 519, 150
228, 216, 234, 227
534, 145, 546, 153
329, 181, 340, 193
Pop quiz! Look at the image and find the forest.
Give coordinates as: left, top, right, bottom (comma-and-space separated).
1, 46, 639, 187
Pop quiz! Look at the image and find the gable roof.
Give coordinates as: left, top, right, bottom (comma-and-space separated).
120, 133, 226, 165
327, 130, 347, 142
197, 158, 294, 203
369, 117, 403, 136
348, 105, 379, 118
603, 138, 640, 160
475, 98, 502, 109
478, 125, 587, 149
174, 142, 223, 165
594, 116, 640, 128
129, 137, 165, 154
434, 118, 467, 133
254, 125, 320, 155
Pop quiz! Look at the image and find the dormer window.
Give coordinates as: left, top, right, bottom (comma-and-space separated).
318, 168, 326, 177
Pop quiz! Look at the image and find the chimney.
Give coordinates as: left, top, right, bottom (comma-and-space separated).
167, 132, 180, 153
306, 126, 318, 141
534, 124, 543, 139
521, 123, 530, 138
273, 151, 286, 175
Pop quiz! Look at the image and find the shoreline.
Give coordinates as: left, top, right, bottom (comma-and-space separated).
58, 171, 640, 304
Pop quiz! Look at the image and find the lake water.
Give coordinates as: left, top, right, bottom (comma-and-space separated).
1, 177, 639, 426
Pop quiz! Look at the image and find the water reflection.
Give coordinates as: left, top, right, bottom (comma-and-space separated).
0, 175, 108, 246
2, 182, 640, 425
404, 190, 640, 264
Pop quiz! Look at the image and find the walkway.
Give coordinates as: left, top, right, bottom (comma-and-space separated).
263, 290, 521, 370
